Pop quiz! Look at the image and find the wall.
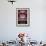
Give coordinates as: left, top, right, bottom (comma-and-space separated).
0, 0, 46, 42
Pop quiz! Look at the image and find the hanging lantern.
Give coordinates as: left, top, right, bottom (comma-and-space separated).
8, 0, 16, 4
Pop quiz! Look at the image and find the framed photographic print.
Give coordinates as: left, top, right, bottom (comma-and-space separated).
16, 8, 30, 27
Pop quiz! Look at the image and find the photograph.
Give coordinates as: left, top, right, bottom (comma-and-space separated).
16, 8, 30, 27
